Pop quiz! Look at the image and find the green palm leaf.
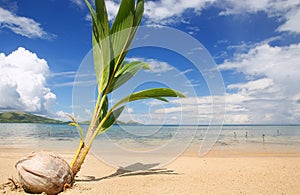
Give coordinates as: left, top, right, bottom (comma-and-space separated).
94, 0, 109, 39
106, 61, 149, 93
110, 0, 135, 70
99, 106, 125, 134
86, 0, 111, 93
112, 88, 185, 110
115, 61, 149, 77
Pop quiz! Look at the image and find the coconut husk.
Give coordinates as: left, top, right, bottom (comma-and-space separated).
15, 151, 73, 195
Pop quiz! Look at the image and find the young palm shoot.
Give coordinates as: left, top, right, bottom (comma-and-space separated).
70, 0, 185, 176
15, 0, 184, 194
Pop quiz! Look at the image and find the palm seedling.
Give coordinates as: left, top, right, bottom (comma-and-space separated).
15, 0, 184, 194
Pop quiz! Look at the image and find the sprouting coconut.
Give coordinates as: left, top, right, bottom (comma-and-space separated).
15, 151, 73, 194
15, 0, 184, 194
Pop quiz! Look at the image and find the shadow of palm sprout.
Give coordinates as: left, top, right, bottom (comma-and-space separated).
76, 162, 179, 182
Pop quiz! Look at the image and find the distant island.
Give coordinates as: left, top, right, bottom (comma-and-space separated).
0, 111, 65, 124
0, 111, 143, 125
115, 120, 143, 125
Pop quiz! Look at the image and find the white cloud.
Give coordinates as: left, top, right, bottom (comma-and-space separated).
218, 0, 271, 16
80, 0, 300, 34
128, 95, 251, 124
106, 0, 120, 21
145, 59, 173, 73
277, 8, 300, 33
55, 110, 75, 121
119, 91, 299, 124
84, 1, 119, 22
217, 0, 300, 33
144, 0, 216, 24
121, 43, 300, 124
0, 7, 51, 39
227, 78, 279, 96
219, 43, 300, 123
142, 0, 300, 33
55, 110, 68, 119
0, 47, 56, 113
126, 57, 173, 74
220, 43, 300, 95
84, 108, 92, 117
127, 107, 134, 113
70, 0, 85, 9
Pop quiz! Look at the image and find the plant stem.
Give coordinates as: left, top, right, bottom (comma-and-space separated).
70, 140, 88, 176
88, 93, 102, 134
70, 93, 108, 176
70, 126, 102, 176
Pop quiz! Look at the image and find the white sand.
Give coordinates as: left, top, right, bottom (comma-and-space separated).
1, 147, 300, 194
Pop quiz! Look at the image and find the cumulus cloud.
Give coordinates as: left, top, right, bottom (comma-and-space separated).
119, 89, 299, 124
106, 0, 120, 21
219, 43, 300, 123
0, 47, 56, 113
80, 0, 300, 33
218, 0, 273, 15
227, 78, 279, 96
127, 107, 134, 113
125, 43, 300, 124
136, 88, 297, 124
144, 0, 216, 24
81, 0, 215, 24
218, 0, 300, 16
55, 110, 68, 118
143, 0, 300, 33
0, 7, 52, 39
220, 43, 300, 95
126, 57, 173, 74
218, 0, 300, 33
277, 8, 300, 33
119, 95, 259, 124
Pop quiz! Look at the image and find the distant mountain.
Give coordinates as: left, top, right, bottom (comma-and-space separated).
116, 120, 143, 125
0, 111, 65, 124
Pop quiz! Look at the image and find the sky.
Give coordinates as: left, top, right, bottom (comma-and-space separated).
0, 0, 300, 124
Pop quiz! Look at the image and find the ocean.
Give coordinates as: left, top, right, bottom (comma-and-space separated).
1, 123, 300, 149
1, 123, 300, 168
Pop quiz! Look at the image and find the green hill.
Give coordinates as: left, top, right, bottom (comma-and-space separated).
0, 111, 64, 124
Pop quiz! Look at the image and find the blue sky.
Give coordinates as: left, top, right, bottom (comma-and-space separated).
0, 0, 300, 124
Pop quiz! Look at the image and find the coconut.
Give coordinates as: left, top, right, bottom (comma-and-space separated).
15, 151, 73, 195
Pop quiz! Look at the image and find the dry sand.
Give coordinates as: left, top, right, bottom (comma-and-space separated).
1, 147, 300, 194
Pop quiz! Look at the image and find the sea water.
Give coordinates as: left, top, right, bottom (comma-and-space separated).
0, 123, 300, 151
1, 123, 300, 168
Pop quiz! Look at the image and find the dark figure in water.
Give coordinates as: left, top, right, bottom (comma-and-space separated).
262, 134, 265, 143
277, 129, 280, 136
245, 131, 248, 139
234, 132, 237, 140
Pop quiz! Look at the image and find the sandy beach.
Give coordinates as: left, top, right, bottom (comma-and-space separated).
1, 146, 300, 195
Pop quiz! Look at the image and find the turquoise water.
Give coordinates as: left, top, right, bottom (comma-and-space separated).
0, 123, 300, 150
1, 123, 300, 168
